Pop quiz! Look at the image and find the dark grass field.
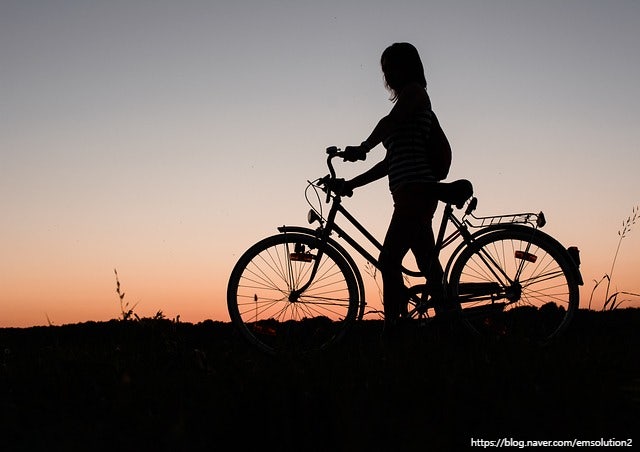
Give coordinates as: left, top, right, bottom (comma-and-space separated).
1, 309, 639, 451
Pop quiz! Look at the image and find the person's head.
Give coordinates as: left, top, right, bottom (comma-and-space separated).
381, 42, 426, 102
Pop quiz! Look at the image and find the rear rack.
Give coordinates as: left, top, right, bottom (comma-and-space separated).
467, 211, 545, 229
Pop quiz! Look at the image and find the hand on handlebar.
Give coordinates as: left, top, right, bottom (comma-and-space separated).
322, 177, 353, 197
342, 145, 368, 162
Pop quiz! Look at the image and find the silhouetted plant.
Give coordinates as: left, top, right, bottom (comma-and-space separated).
603, 289, 640, 311
114, 268, 139, 321
363, 261, 384, 318
112, 270, 175, 322
363, 261, 419, 319
152, 310, 165, 320
589, 206, 639, 310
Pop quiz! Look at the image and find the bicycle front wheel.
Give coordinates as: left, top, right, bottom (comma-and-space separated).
227, 232, 360, 355
449, 227, 579, 343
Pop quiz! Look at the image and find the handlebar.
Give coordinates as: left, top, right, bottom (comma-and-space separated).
325, 146, 341, 177
322, 146, 344, 202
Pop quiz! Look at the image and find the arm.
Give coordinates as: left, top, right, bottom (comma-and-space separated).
345, 153, 389, 191
341, 83, 429, 192
361, 83, 430, 150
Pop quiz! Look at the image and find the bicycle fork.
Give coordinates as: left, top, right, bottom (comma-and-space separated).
283, 206, 340, 302
284, 237, 326, 303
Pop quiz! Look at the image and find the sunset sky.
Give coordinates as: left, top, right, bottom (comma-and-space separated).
2, 0, 639, 327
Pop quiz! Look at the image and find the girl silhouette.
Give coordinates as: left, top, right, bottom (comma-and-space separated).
340, 42, 451, 333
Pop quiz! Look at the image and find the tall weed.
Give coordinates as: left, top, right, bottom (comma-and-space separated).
589, 206, 639, 310
114, 268, 139, 321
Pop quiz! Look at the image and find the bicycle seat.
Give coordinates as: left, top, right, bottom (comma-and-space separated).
431, 179, 473, 209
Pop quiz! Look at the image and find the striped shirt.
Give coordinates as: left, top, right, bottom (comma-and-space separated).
384, 109, 436, 193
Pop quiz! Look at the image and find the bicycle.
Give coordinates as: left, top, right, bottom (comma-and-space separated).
227, 147, 583, 355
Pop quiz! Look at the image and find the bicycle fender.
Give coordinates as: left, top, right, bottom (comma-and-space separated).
445, 224, 553, 276
277, 226, 367, 319
444, 224, 583, 286
487, 224, 583, 285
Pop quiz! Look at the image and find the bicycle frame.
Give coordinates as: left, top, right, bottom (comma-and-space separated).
280, 180, 475, 309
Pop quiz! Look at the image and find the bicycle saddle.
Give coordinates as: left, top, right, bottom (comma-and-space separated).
431, 179, 473, 209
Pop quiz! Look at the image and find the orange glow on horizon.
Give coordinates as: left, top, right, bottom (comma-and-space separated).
2, 1, 639, 327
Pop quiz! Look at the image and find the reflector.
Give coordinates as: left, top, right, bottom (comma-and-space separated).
290, 253, 313, 262
515, 250, 537, 263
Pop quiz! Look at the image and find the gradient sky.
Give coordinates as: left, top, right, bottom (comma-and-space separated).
2, 0, 639, 327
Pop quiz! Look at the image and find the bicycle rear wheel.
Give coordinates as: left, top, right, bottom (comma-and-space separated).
227, 232, 360, 355
448, 227, 579, 343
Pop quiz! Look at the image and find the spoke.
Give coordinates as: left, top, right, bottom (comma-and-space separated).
519, 269, 566, 287
237, 297, 281, 321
